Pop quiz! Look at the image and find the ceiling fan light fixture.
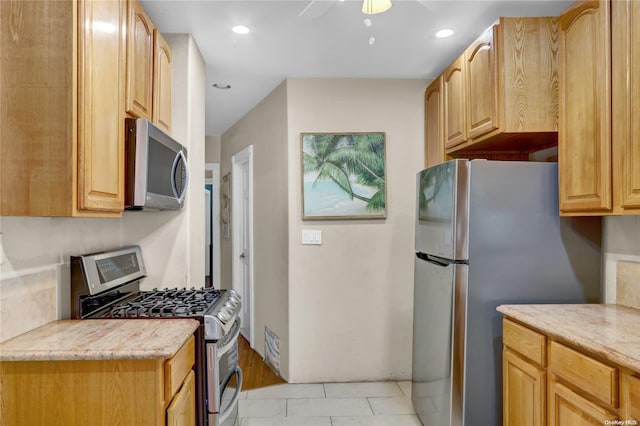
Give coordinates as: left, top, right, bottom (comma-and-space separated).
362, 0, 392, 15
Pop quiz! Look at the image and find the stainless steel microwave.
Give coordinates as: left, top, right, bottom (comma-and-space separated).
125, 118, 188, 210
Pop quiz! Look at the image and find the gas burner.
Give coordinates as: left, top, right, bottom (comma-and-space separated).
105, 288, 223, 318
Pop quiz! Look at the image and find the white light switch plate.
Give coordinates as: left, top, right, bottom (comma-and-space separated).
302, 229, 322, 245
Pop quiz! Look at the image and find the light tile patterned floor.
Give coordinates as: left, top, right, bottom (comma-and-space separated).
239, 381, 422, 426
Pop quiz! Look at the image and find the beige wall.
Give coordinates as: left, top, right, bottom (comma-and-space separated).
286, 78, 427, 382
220, 81, 290, 379
0, 34, 206, 342
206, 135, 221, 163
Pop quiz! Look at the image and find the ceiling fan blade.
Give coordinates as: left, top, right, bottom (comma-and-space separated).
415, 0, 436, 12
298, 0, 337, 19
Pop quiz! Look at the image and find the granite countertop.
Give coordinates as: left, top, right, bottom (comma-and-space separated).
0, 319, 199, 361
497, 304, 640, 372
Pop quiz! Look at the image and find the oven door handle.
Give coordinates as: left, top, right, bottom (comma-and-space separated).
207, 342, 221, 414
217, 317, 241, 360
219, 367, 243, 425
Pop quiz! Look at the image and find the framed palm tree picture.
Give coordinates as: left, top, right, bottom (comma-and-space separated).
301, 132, 386, 220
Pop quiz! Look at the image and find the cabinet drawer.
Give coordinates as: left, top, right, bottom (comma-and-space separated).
165, 336, 195, 401
503, 318, 546, 366
549, 341, 618, 408
627, 373, 640, 420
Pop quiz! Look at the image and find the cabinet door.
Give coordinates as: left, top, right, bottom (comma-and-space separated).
126, 0, 154, 120
465, 24, 500, 140
558, 1, 611, 213
503, 350, 545, 426
443, 55, 466, 149
549, 380, 618, 426
167, 370, 196, 426
153, 30, 172, 134
77, 0, 126, 212
425, 77, 445, 167
612, 0, 640, 211
623, 372, 640, 421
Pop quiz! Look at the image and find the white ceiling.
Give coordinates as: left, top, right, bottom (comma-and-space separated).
141, 0, 572, 136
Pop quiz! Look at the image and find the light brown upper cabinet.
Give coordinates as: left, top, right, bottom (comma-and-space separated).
443, 55, 467, 149
558, 0, 611, 214
126, 0, 172, 134
425, 76, 446, 167
1, 0, 126, 217
440, 17, 559, 157
153, 30, 173, 134
126, 0, 155, 121
465, 25, 500, 140
611, 0, 640, 213
559, 0, 640, 216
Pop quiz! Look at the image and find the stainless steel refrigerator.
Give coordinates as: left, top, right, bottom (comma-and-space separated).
411, 159, 601, 426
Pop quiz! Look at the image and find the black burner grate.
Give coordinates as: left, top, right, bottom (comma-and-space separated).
107, 288, 222, 318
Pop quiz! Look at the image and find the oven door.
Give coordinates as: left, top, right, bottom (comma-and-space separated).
207, 318, 243, 426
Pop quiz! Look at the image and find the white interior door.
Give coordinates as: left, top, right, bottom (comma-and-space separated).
238, 160, 251, 340
232, 146, 254, 344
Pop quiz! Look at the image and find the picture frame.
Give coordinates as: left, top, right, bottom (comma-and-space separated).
301, 132, 387, 220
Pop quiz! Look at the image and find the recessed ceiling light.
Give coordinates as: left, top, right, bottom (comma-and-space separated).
435, 29, 454, 38
232, 25, 250, 35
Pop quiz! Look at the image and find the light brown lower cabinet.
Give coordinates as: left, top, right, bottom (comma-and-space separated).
167, 370, 196, 426
623, 372, 640, 421
503, 318, 639, 426
548, 380, 618, 426
0, 336, 195, 426
503, 349, 546, 426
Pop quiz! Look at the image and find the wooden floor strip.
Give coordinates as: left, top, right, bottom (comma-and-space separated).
238, 335, 286, 390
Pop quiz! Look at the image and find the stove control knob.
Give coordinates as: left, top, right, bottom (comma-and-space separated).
218, 310, 231, 322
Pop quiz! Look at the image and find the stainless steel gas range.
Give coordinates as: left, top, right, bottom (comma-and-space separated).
70, 245, 242, 426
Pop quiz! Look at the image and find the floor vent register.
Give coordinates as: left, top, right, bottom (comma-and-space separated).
264, 326, 281, 376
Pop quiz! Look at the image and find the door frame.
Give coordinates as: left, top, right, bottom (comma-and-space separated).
205, 163, 221, 288
231, 145, 254, 347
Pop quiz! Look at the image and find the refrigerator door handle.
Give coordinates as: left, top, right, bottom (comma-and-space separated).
416, 252, 462, 267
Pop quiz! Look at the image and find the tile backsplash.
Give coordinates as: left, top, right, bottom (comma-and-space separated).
0, 212, 191, 343
616, 260, 640, 309
603, 216, 640, 306
0, 268, 57, 342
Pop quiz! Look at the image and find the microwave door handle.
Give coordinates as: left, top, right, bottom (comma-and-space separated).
171, 150, 189, 203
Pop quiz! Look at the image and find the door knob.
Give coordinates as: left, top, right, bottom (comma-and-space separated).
240, 253, 246, 259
